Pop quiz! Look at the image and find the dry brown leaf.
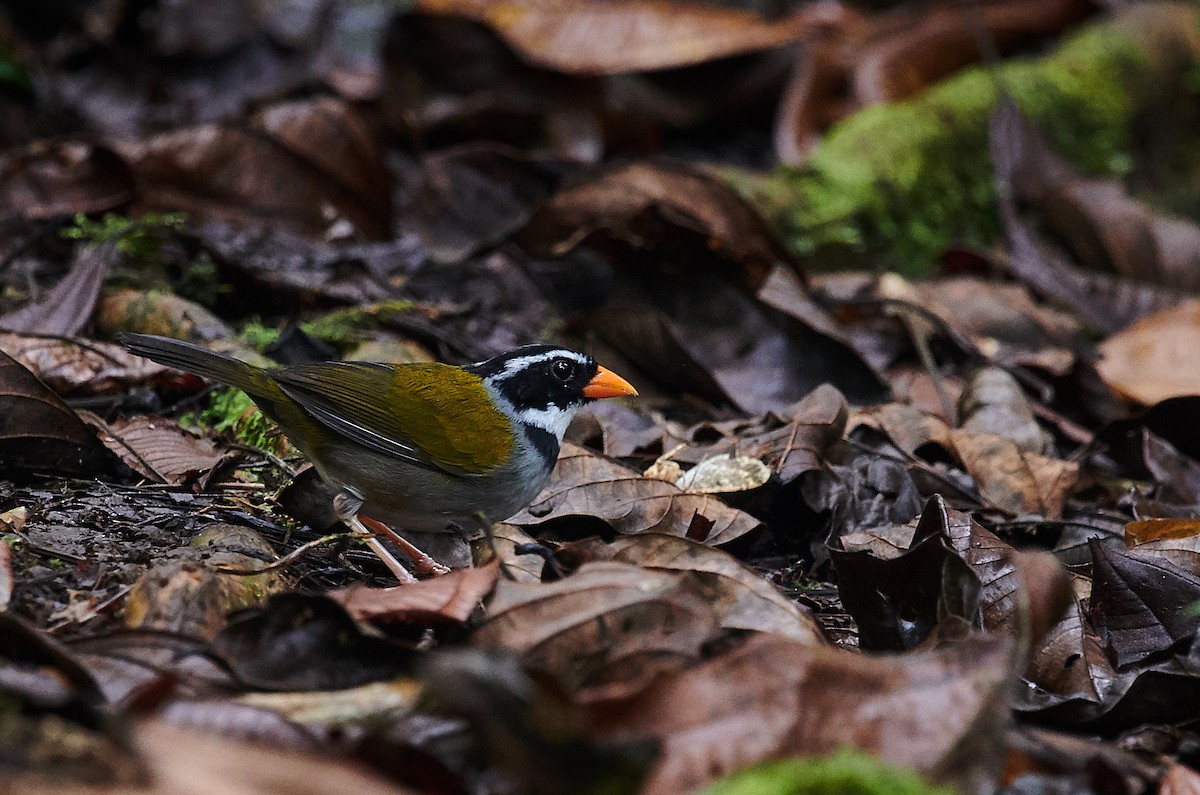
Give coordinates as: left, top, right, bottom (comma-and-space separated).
853, 0, 1090, 104
476, 523, 547, 584
418, 0, 828, 75
8, 719, 418, 795
525, 160, 798, 289
0, 333, 174, 398
917, 276, 1082, 356
1023, 590, 1115, 703
948, 428, 1078, 518
590, 632, 1013, 795
94, 415, 237, 487
855, 402, 953, 456
959, 368, 1052, 456
507, 443, 762, 545
1098, 300, 1200, 405
331, 560, 500, 625
475, 560, 720, 692
776, 0, 1089, 162
1125, 519, 1200, 576
1161, 764, 1200, 795
606, 533, 826, 645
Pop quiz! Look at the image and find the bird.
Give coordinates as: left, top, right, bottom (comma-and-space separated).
118, 333, 638, 582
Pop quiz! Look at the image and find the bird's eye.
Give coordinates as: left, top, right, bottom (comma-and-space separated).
551, 359, 574, 382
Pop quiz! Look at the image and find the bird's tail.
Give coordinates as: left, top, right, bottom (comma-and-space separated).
119, 333, 272, 396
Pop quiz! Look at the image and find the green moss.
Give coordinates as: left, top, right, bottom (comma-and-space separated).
60, 212, 186, 268
185, 387, 281, 453
703, 750, 954, 795
300, 300, 415, 348
239, 319, 283, 351
768, 8, 1190, 274
238, 301, 416, 354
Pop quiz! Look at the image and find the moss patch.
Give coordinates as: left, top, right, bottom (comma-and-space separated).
703, 750, 954, 795
240, 300, 416, 353
185, 388, 281, 454
765, 5, 1199, 274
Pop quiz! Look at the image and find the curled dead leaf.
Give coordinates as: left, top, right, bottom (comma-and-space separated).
507, 443, 762, 545
475, 561, 720, 692
331, 560, 500, 626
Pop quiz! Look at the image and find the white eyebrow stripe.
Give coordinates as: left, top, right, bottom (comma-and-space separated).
488, 350, 591, 382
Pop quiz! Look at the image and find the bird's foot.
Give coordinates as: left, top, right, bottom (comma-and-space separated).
333, 491, 418, 583
358, 514, 451, 577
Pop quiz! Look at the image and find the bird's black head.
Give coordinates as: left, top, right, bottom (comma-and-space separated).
471, 345, 599, 416
471, 345, 637, 443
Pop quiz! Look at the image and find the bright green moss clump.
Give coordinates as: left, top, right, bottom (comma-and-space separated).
187, 387, 280, 453
239, 300, 415, 353
703, 750, 954, 795
769, 5, 1198, 274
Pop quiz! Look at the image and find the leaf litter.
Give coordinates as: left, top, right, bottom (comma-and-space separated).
3, 2, 1200, 794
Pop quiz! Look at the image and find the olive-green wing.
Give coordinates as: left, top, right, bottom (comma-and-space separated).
271, 361, 512, 476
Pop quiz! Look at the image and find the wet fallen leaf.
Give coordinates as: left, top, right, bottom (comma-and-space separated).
508, 443, 762, 545
830, 496, 965, 650
1089, 539, 1200, 668
0, 140, 135, 220
211, 593, 415, 690
0, 350, 131, 480
1023, 591, 1116, 704
941, 502, 1020, 630
115, 97, 392, 240
123, 524, 288, 639
0, 242, 117, 337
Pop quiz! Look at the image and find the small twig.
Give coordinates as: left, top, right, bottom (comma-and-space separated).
473, 510, 520, 581
212, 531, 356, 575
228, 443, 297, 478
776, 420, 802, 475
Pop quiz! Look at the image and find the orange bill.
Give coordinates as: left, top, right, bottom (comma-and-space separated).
582, 365, 638, 399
